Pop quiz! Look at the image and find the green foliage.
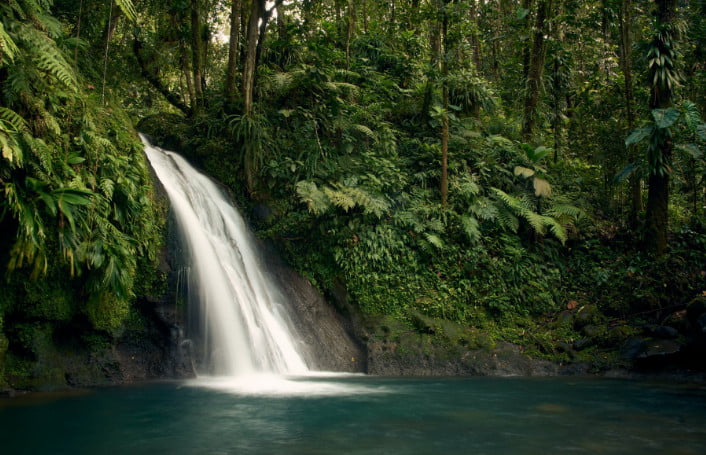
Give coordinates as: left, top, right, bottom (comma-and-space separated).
1, 0, 164, 339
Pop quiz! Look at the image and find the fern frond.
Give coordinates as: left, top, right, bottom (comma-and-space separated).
469, 197, 498, 221
496, 205, 520, 232
341, 185, 389, 218
522, 210, 547, 235
0, 22, 19, 63
461, 215, 481, 243
544, 217, 568, 244
0, 107, 27, 131
424, 232, 445, 250
295, 180, 331, 215
547, 204, 587, 221
350, 123, 376, 141
33, 34, 77, 89
115, 0, 138, 22
324, 186, 356, 212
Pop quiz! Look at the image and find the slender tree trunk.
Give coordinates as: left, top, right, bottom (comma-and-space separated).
551, 0, 565, 163
242, 0, 264, 116
345, 0, 356, 70
440, 4, 449, 206
225, 0, 242, 102
190, 0, 205, 115
618, 0, 642, 229
469, 0, 482, 73
522, 0, 553, 139
521, 0, 534, 80
133, 36, 192, 116
645, 0, 678, 255
422, 7, 442, 118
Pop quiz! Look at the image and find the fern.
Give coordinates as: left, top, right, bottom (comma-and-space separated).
296, 180, 331, 215
460, 215, 481, 243
491, 188, 570, 243
424, 232, 445, 250
350, 124, 377, 141
115, 0, 139, 23
0, 22, 19, 63
324, 186, 356, 212
0, 106, 27, 131
35, 46, 77, 89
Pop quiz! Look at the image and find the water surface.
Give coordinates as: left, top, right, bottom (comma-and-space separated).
2, 376, 705, 454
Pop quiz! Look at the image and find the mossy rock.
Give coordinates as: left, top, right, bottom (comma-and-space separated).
687, 296, 706, 325
573, 304, 605, 329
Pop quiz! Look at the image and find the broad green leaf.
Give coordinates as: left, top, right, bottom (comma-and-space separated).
614, 162, 639, 183
529, 146, 551, 163
625, 126, 652, 146
67, 153, 86, 164
652, 108, 680, 129
697, 124, 706, 141
677, 144, 703, 159
514, 166, 535, 178
533, 178, 552, 197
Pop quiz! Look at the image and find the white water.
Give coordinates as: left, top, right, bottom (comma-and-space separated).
141, 135, 310, 378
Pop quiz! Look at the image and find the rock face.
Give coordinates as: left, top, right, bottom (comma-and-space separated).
366, 338, 560, 376
258, 241, 366, 373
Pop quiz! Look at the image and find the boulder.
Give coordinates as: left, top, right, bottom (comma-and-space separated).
573, 304, 602, 329
640, 339, 682, 358
573, 338, 592, 351
643, 324, 680, 339
620, 337, 648, 359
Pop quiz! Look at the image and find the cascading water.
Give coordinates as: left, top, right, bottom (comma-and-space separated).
141, 134, 310, 378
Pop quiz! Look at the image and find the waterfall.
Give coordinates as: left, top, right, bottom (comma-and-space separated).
141, 135, 310, 377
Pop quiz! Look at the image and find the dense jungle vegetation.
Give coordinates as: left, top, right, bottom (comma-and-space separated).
1, 0, 706, 387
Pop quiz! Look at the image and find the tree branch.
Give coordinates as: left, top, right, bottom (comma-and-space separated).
133, 35, 192, 117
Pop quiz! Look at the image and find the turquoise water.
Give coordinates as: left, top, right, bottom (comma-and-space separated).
2, 376, 705, 454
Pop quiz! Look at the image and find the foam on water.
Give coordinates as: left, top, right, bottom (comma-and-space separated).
186, 373, 387, 397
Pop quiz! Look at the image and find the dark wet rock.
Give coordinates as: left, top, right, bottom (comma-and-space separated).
696, 314, 706, 334
573, 338, 592, 351
687, 296, 706, 326
366, 336, 559, 377
641, 339, 682, 358
573, 304, 602, 329
582, 325, 604, 338
643, 324, 680, 339
261, 241, 366, 373
251, 204, 274, 222
621, 337, 648, 359
607, 325, 632, 343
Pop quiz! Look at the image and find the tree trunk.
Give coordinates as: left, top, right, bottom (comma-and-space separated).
618, 0, 642, 230
345, 0, 356, 70
190, 0, 205, 115
440, 4, 449, 206
469, 0, 482, 73
133, 36, 192, 116
242, 0, 264, 116
645, 0, 678, 255
522, 0, 553, 139
224, 0, 242, 103
521, 0, 534, 80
